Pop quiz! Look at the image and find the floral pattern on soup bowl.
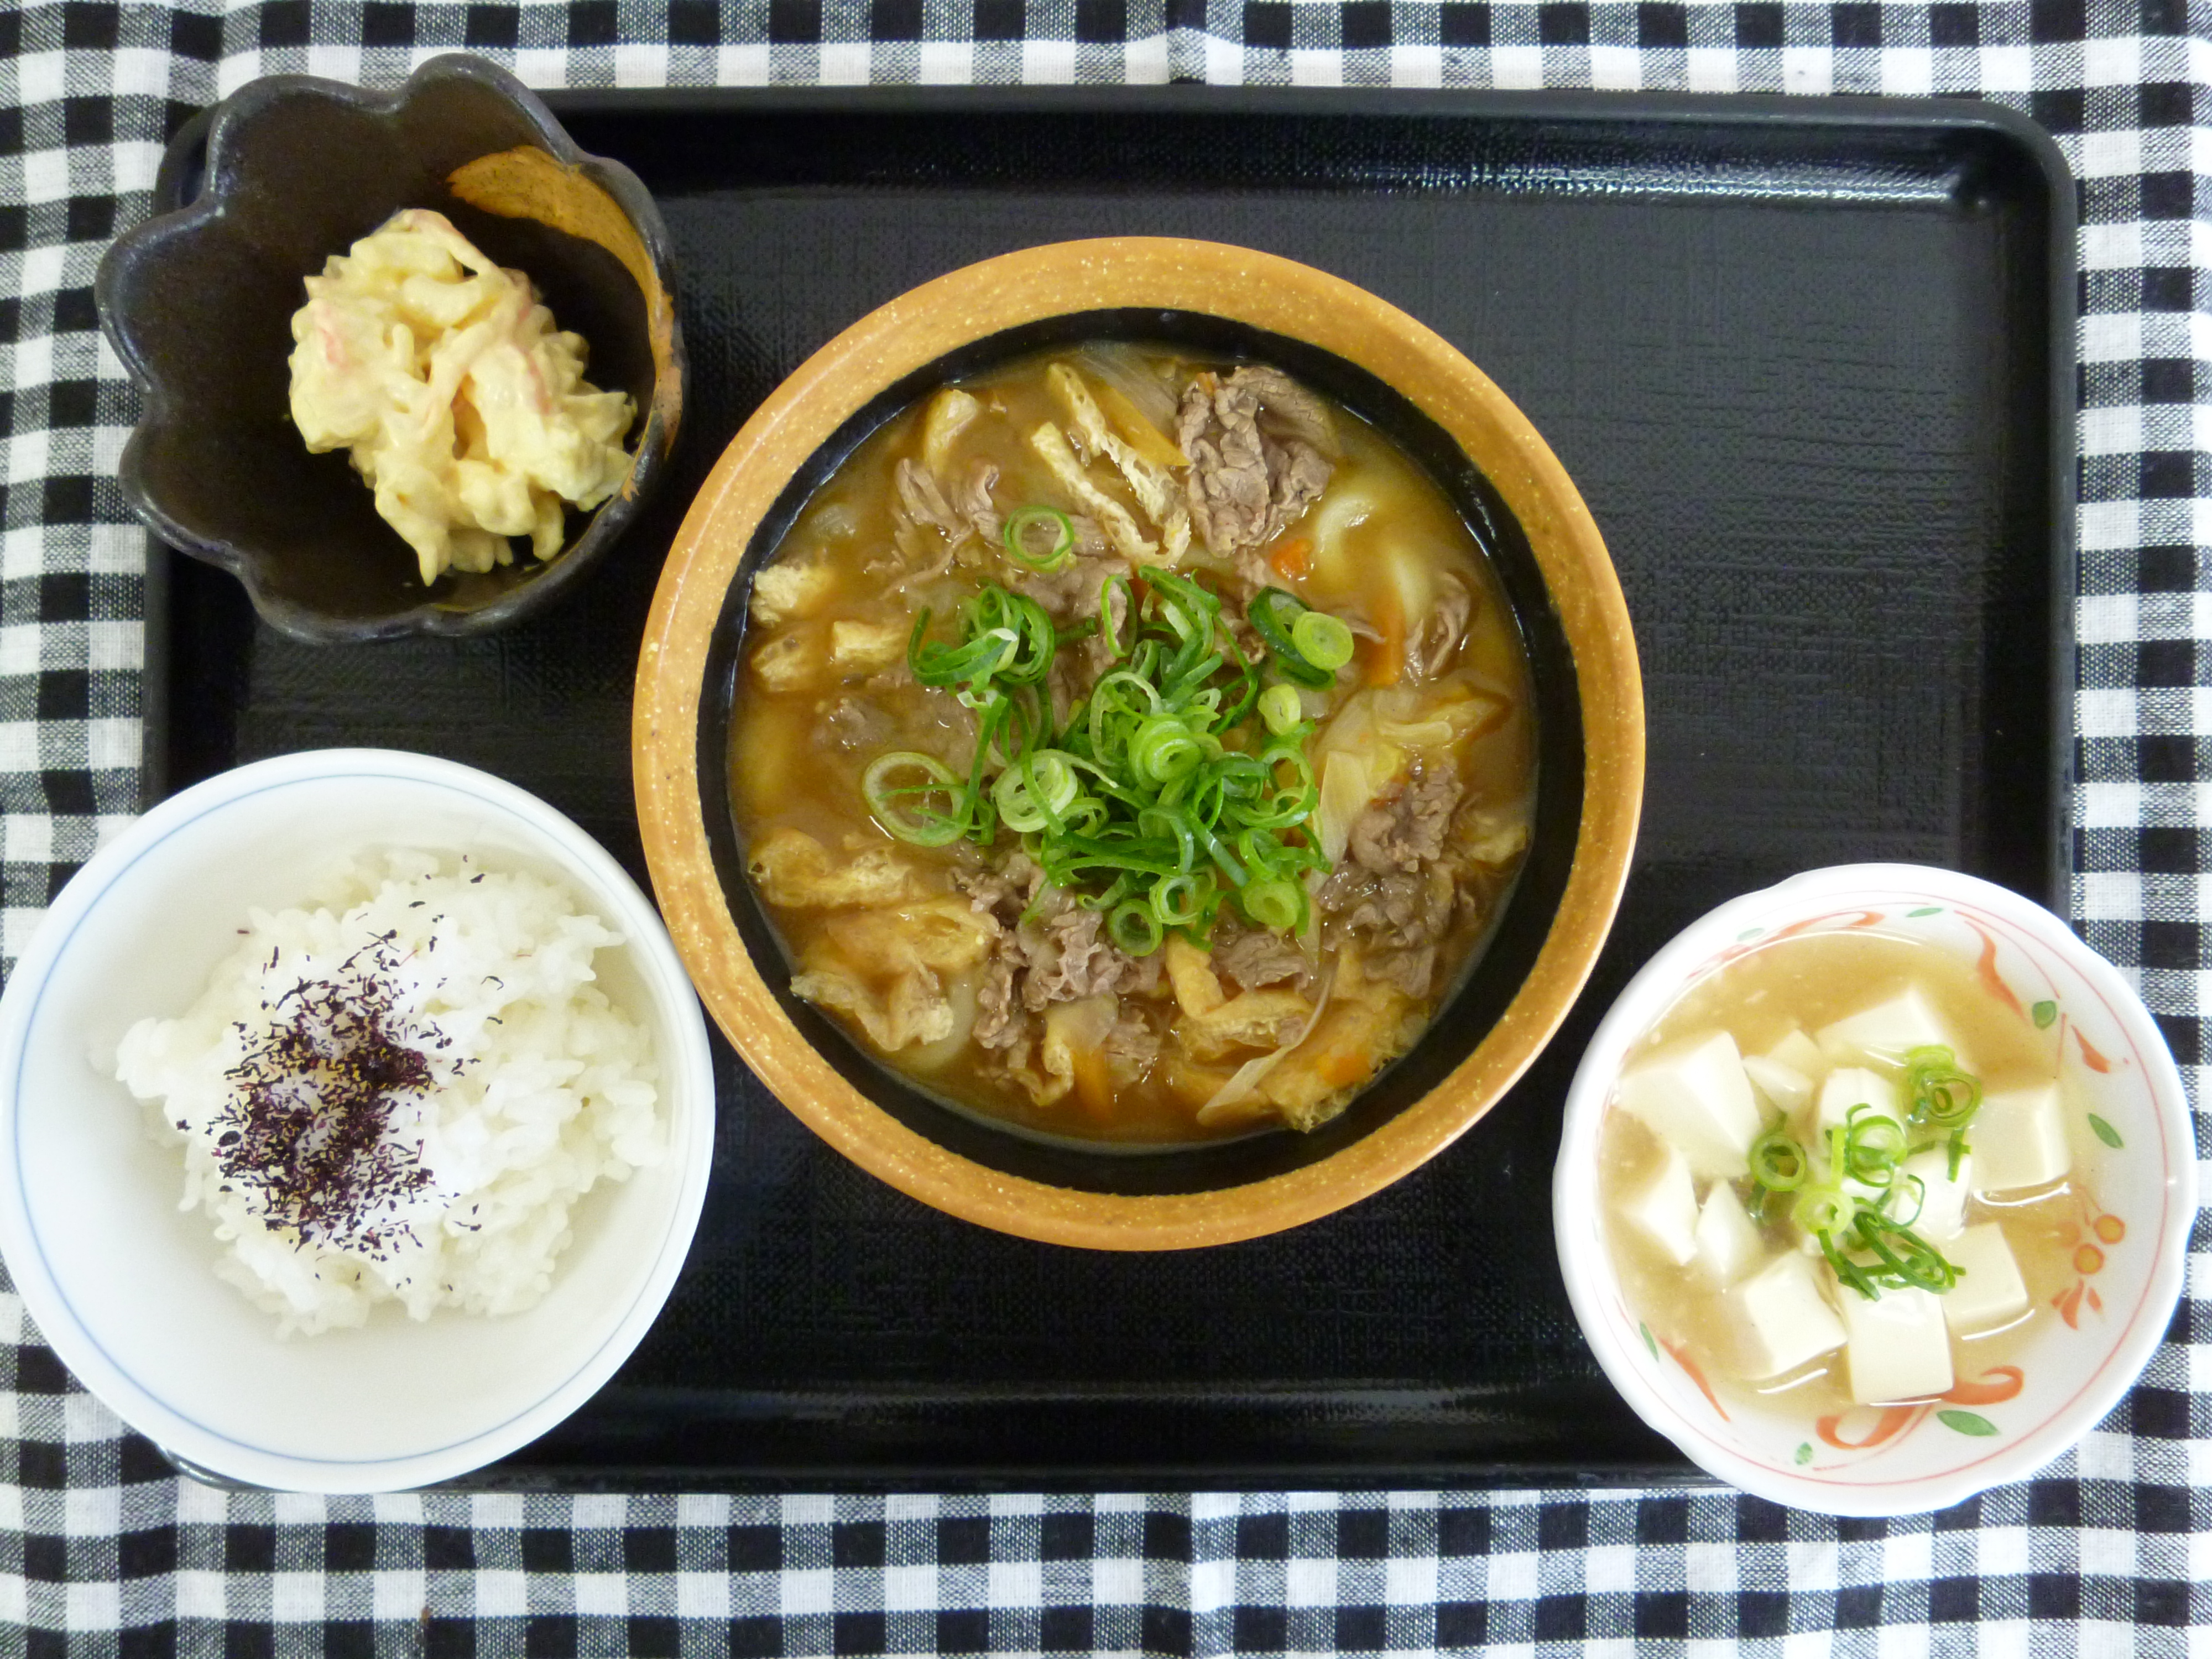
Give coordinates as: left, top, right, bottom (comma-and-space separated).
1553, 863, 2195, 1515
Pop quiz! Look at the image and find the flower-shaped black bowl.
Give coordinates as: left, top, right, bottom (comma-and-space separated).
96, 54, 684, 643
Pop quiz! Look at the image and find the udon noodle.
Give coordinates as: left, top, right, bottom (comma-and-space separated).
731, 345, 1535, 1143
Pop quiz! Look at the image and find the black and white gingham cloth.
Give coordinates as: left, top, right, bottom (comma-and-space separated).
2, 3, 2208, 1651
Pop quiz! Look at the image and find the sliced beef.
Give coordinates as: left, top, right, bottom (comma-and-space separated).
1014, 559, 1099, 623
1365, 945, 1439, 1000
1013, 552, 1130, 624
1022, 907, 1158, 1009
1408, 577, 1473, 680
894, 457, 972, 546
817, 695, 894, 752
1348, 766, 1464, 875
1229, 364, 1338, 458
1211, 923, 1313, 992
962, 858, 1161, 1046
894, 456, 1007, 554
1103, 1005, 1163, 1070
1176, 367, 1337, 562
948, 460, 1003, 545
956, 851, 1049, 925
974, 953, 1024, 1050
1318, 865, 1457, 952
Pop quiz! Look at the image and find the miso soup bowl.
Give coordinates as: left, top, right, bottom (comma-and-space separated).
1554, 863, 2195, 1515
635, 237, 1644, 1250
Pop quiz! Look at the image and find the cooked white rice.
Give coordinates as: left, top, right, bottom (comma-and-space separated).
114, 848, 662, 1335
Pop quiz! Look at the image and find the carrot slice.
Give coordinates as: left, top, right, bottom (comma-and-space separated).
1070, 1047, 1115, 1122
1316, 1041, 1371, 1090
1268, 538, 1311, 580
1364, 587, 1406, 687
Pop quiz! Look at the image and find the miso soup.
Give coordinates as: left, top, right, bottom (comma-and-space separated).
1599, 930, 2103, 1422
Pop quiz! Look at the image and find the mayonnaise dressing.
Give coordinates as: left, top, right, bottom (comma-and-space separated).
287, 208, 636, 585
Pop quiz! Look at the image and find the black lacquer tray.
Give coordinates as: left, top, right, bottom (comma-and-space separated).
144, 89, 2074, 1489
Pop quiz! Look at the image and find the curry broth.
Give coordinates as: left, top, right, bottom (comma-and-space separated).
1599, 931, 2091, 1419
729, 347, 1536, 1144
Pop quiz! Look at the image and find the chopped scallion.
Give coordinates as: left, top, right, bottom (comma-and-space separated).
1290, 609, 1355, 672
1259, 683, 1305, 735
1003, 504, 1075, 572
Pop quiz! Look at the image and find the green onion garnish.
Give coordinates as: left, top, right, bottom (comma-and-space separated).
1290, 610, 1355, 673
862, 752, 970, 847
1853, 1208, 1960, 1293
1791, 1185, 1854, 1237
1108, 898, 1164, 957
1841, 1102, 1908, 1186
992, 750, 1082, 833
1241, 876, 1303, 933
1248, 588, 1334, 688
1098, 571, 1130, 659
866, 565, 1352, 938
1903, 1045, 1981, 1131
1150, 870, 1213, 927
1003, 504, 1076, 572
1748, 1126, 1808, 1192
1781, 1093, 1969, 1302
1259, 683, 1305, 736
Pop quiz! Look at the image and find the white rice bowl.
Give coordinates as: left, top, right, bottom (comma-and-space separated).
116, 851, 664, 1335
0, 750, 714, 1491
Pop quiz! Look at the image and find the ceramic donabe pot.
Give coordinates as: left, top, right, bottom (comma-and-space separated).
635, 238, 1642, 1249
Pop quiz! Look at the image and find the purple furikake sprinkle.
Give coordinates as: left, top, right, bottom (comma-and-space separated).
212, 930, 451, 1258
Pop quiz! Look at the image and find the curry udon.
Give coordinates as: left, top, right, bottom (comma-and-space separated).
731, 345, 1535, 1143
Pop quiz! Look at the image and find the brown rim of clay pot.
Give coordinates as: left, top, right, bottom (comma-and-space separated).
635, 237, 1644, 1251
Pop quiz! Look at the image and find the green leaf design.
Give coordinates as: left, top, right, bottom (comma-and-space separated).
1794, 1442, 1813, 1467
1640, 1322, 1659, 1360
1938, 1410, 1999, 1437
2089, 1114, 2123, 1149
1908, 906, 1944, 917
1736, 927, 1764, 942
2032, 1000, 2058, 1030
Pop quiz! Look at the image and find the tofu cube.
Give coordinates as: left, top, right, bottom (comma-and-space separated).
1970, 1082, 2071, 1194
1743, 1053, 1814, 1116
1694, 1185, 1765, 1285
1817, 985, 1967, 1068
1615, 1031, 1765, 1180
1897, 1145, 1973, 1240
1942, 1223, 2031, 1334
1802, 1069, 1916, 1210
1813, 1066, 1900, 1136
1764, 1027, 1827, 1077
1839, 1284, 1954, 1404
1726, 1252, 1846, 1379
1621, 1145, 1700, 1266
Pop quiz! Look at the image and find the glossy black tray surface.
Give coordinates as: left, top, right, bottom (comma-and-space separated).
147, 89, 2073, 1489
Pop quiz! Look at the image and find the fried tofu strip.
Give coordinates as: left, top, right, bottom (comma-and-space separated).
747, 827, 921, 909
1047, 364, 1191, 562
1025, 423, 1161, 566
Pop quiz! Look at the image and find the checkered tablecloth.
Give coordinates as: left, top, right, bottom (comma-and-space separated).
2, 2, 2206, 1652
